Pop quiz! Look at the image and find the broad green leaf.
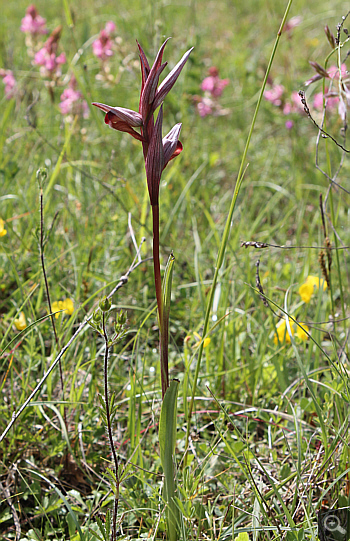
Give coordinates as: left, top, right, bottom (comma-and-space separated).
159, 379, 179, 541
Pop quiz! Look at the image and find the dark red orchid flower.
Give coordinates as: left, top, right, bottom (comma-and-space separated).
93, 38, 193, 206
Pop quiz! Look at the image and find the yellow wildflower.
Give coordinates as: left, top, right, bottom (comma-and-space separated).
52, 298, 74, 319
274, 319, 293, 344
0, 218, 7, 237
61, 298, 74, 315
14, 312, 27, 331
192, 331, 211, 348
274, 318, 309, 344
299, 275, 327, 303
203, 337, 211, 348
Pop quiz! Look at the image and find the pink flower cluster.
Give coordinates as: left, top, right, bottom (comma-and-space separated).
33, 26, 66, 78
305, 64, 349, 119
59, 76, 89, 118
313, 89, 339, 112
92, 21, 116, 61
263, 84, 284, 106
201, 67, 229, 97
197, 67, 229, 117
0, 70, 16, 99
264, 84, 305, 128
20, 4, 47, 35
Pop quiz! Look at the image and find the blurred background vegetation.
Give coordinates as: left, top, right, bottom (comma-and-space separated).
0, 0, 349, 539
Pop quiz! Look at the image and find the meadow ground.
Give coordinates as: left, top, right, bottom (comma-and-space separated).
0, 0, 350, 540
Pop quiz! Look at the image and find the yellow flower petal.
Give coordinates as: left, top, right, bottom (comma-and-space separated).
274, 319, 294, 344
299, 275, 327, 303
0, 218, 7, 237
296, 323, 309, 341
14, 311, 27, 331
203, 337, 211, 348
192, 332, 210, 349
306, 275, 327, 291
52, 298, 74, 318
61, 298, 74, 315
298, 282, 313, 303
51, 301, 61, 319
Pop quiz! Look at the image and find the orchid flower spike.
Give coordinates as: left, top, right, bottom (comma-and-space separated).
93, 39, 193, 206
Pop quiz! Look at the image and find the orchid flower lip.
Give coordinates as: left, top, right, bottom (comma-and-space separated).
92, 102, 143, 127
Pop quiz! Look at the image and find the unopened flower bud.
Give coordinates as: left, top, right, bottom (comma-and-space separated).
99, 296, 111, 312
118, 310, 127, 326
36, 167, 48, 187
309, 61, 329, 79
324, 25, 336, 49
92, 308, 102, 323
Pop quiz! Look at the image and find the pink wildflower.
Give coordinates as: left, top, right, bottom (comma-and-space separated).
35, 48, 66, 75
92, 22, 116, 61
21, 4, 47, 35
283, 102, 292, 115
313, 88, 338, 111
201, 67, 229, 97
33, 26, 66, 78
283, 91, 304, 115
197, 97, 213, 117
59, 77, 89, 118
291, 91, 304, 112
105, 21, 116, 34
283, 15, 302, 33
264, 84, 285, 106
0, 70, 16, 99
197, 66, 229, 116
327, 64, 347, 80
313, 92, 324, 111
285, 119, 294, 129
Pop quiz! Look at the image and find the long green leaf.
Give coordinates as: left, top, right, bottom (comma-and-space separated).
159, 379, 179, 541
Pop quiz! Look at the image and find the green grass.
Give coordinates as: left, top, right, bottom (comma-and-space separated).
1, 0, 350, 540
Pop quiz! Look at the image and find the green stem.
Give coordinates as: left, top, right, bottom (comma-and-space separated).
184, 0, 294, 463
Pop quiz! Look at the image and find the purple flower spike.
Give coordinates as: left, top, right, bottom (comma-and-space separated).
93, 38, 192, 196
